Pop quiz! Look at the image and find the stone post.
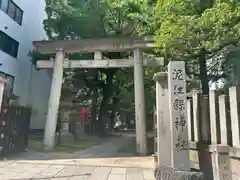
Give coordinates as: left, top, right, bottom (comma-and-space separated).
153, 72, 171, 167
43, 49, 64, 150
229, 86, 240, 147
168, 61, 189, 170
133, 48, 147, 155
200, 95, 211, 142
209, 90, 219, 145
219, 95, 229, 145
192, 91, 201, 142
0, 77, 6, 111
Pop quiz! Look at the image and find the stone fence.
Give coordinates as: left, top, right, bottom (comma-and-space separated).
153, 61, 240, 180
187, 87, 240, 180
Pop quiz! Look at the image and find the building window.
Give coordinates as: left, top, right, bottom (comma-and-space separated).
7, 0, 15, 19
15, 6, 23, 24
0, 0, 23, 25
0, 30, 19, 58
0, 0, 8, 12
0, 71, 14, 97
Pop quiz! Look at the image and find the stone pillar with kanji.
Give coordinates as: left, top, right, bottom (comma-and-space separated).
168, 61, 189, 170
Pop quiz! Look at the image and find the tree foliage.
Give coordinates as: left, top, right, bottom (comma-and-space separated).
32, 0, 240, 134
153, 0, 240, 92
155, 0, 240, 55
34, 0, 157, 134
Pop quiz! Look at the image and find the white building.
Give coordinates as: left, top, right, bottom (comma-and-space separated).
0, 0, 51, 130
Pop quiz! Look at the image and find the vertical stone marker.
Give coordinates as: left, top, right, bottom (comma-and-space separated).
153, 72, 171, 167
168, 61, 189, 170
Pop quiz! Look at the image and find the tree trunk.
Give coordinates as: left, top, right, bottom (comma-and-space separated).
110, 95, 120, 129
97, 95, 109, 134
69, 118, 78, 140
96, 69, 116, 135
126, 115, 130, 129
199, 49, 209, 94
110, 108, 116, 130
96, 52, 120, 134
91, 89, 98, 133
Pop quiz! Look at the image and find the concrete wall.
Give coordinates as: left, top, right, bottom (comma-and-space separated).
28, 68, 51, 129
0, 0, 51, 129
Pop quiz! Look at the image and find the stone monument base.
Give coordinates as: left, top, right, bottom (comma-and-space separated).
61, 132, 74, 143
55, 132, 74, 145
154, 166, 207, 180
57, 121, 74, 144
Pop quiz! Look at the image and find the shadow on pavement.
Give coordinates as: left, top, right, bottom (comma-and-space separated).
1, 135, 154, 169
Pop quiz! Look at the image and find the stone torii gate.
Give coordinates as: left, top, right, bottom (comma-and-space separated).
33, 37, 163, 155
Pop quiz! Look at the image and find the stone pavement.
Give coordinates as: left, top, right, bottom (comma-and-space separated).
9, 136, 137, 161
14, 156, 154, 169
0, 161, 155, 180
0, 136, 155, 179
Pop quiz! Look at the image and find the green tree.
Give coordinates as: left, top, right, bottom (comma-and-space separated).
154, 0, 240, 93
32, 0, 156, 134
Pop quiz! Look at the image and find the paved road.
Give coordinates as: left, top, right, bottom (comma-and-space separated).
0, 162, 155, 180
0, 136, 155, 179
9, 136, 137, 161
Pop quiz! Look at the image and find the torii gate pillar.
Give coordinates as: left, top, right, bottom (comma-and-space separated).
134, 48, 147, 155
43, 49, 64, 150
